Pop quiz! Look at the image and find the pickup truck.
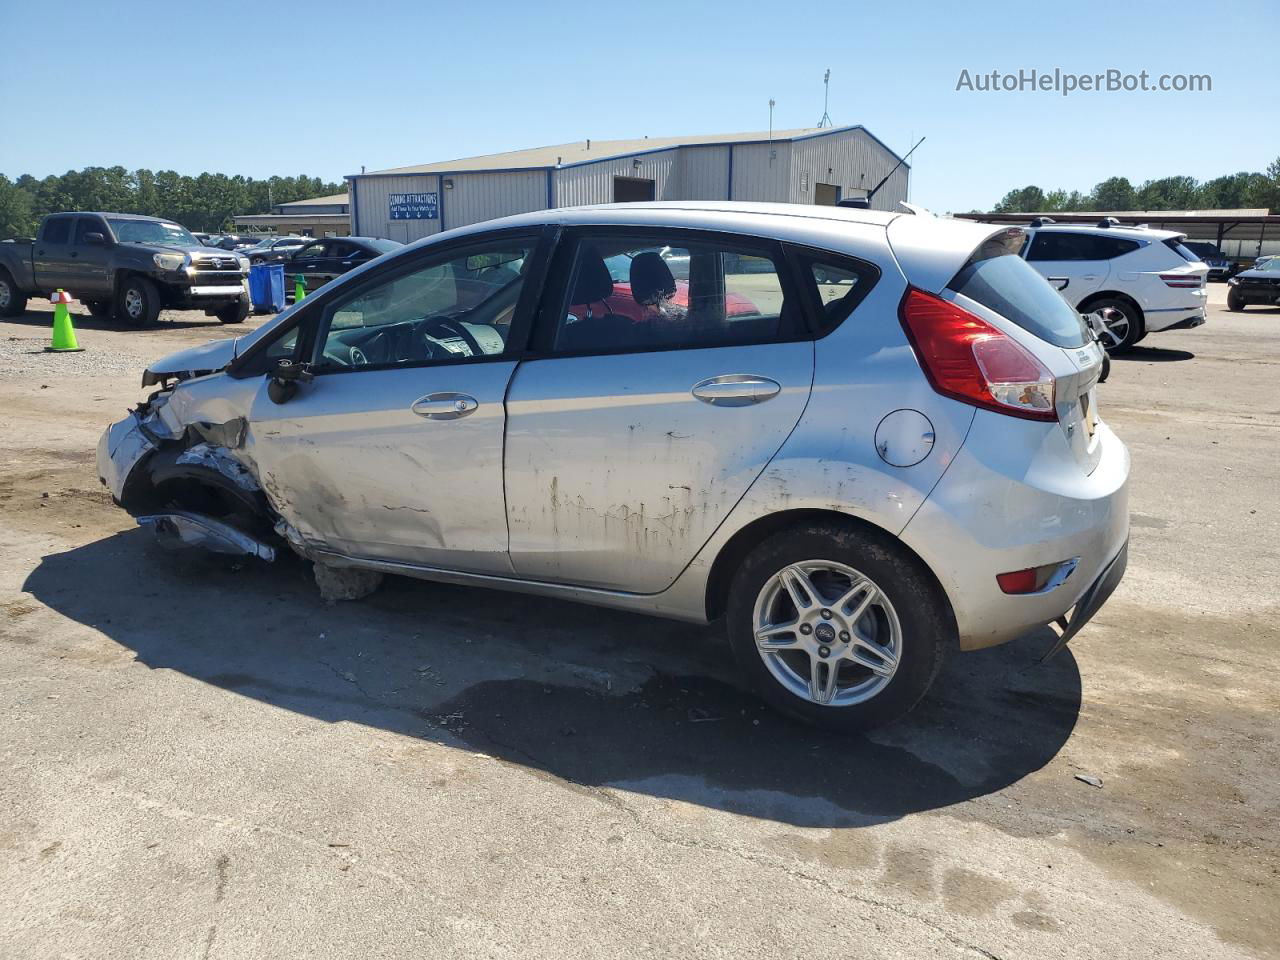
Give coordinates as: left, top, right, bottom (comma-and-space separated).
0, 212, 250, 326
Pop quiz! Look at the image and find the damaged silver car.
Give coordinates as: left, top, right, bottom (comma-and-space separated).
98, 202, 1129, 731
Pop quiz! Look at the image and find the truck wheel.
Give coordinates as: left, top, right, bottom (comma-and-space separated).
1227, 291, 1246, 312
87, 300, 113, 319
0, 270, 28, 317
725, 522, 951, 732
117, 276, 161, 327
215, 299, 250, 325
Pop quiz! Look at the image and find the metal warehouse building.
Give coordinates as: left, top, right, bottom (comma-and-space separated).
347, 125, 909, 242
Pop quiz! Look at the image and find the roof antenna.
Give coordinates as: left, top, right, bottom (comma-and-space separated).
817, 69, 832, 128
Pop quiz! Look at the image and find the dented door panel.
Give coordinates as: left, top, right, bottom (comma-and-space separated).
503, 341, 814, 593
243, 363, 518, 572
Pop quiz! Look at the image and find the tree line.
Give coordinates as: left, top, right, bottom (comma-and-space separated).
990, 157, 1280, 214
0, 166, 345, 238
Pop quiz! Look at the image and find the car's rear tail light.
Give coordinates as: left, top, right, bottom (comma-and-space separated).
997, 558, 1078, 594
899, 288, 1057, 421
1160, 273, 1202, 288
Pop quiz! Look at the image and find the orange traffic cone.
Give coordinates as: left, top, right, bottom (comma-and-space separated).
45, 290, 84, 353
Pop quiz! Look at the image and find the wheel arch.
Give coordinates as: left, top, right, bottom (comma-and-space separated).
702, 507, 956, 638
1078, 289, 1144, 324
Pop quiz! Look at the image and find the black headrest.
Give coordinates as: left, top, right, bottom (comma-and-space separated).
630, 252, 676, 306
572, 246, 615, 304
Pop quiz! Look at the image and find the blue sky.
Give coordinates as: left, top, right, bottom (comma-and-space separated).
1, 0, 1272, 212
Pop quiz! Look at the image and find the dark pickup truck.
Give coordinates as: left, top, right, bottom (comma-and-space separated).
0, 212, 250, 326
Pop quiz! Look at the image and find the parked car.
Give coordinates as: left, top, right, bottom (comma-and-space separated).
0, 212, 250, 326
1181, 241, 1234, 280
215, 235, 262, 252
284, 236, 403, 299
1226, 258, 1280, 310
241, 236, 310, 265
1019, 218, 1208, 352
95, 203, 1128, 731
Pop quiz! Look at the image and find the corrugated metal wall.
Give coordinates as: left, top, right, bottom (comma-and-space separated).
352, 174, 444, 243
730, 142, 793, 201
678, 145, 731, 201
348, 128, 910, 238
445, 171, 547, 228
788, 129, 907, 211
553, 148, 680, 206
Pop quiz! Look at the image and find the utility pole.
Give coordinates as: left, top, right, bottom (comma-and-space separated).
818, 69, 832, 128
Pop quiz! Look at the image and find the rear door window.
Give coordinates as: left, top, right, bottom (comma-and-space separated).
42, 218, 71, 244
950, 237, 1089, 348
545, 233, 802, 354
1027, 232, 1138, 261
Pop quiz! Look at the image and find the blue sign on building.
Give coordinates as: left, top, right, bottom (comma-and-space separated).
389, 192, 439, 220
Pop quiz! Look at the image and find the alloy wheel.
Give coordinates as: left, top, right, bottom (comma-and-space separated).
752, 560, 902, 707
0, 280, 10, 310
124, 287, 144, 320
1094, 307, 1131, 349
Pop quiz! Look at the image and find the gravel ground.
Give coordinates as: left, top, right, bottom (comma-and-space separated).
0, 285, 1277, 960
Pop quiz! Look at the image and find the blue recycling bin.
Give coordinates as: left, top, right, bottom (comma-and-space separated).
248, 263, 285, 314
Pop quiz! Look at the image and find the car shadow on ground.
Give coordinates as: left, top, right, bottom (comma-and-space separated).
23, 531, 1083, 828
1113, 345, 1196, 362
5, 307, 261, 333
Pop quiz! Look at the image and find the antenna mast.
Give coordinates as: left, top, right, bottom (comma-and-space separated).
818, 69, 832, 127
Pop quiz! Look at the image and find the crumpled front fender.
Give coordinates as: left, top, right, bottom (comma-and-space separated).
97, 413, 155, 502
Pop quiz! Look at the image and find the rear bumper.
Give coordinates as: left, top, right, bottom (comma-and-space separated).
899, 412, 1129, 652
1145, 305, 1206, 333
1039, 539, 1128, 661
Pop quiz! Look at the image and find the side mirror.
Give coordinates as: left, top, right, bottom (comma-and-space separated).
84, 232, 107, 245
267, 359, 314, 405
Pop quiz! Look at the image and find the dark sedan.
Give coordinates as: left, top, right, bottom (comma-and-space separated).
241, 236, 309, 265
1227, 259, 1280, 310
284, 236, 403, 299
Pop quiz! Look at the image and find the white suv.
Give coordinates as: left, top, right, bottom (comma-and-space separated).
1021, 218, 1208, 352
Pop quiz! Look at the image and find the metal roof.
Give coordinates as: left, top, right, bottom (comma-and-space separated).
355, 125, 903, 177
276, 193, 349, 208
957, 209, 1275, 223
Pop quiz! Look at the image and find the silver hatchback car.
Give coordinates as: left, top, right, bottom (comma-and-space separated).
97, 202, 1129, 731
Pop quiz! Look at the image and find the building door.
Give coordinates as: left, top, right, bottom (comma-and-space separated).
814, 182, 841, 206
613, 176, 656, 203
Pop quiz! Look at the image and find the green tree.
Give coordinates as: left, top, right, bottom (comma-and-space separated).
1090, 177, 1136, 211
993, 185, 1046, 213
1135, 176, 1198, 211
0, 175, 36, 237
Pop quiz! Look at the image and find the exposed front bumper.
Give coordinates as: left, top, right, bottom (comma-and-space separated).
899, 411, 1130, 652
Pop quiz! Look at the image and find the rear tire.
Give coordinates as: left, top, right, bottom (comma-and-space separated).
215, 298, 250, 324
725, 522, 951, 732
1227, 291, 1246, 312
1085, 298, 1142, 353
117, 276, 161, 327
0, 269, 27, 317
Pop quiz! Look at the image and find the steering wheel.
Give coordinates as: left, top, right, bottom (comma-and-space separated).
421, 316, 484, 358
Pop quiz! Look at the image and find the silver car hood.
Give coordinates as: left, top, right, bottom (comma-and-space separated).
142, 337, 239, 386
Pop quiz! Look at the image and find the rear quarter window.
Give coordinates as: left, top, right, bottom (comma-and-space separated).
949, 239, 1088, 348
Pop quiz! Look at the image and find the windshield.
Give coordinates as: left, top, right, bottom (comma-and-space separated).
109, 219, 199, 247
1258, 259, 1280, 273
950, 236, 1089, 348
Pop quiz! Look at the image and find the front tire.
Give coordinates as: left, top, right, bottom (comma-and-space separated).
87, 299, 113, 319
215, 298, 250, 324
0, 269, 27, 317
1227, 291, 1246, 312
725, 522, 951, 732
117, 276, 161, 327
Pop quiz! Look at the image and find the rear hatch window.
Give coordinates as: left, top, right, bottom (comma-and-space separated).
948, 233, 1089, 348
1164, 237, 1200, 262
